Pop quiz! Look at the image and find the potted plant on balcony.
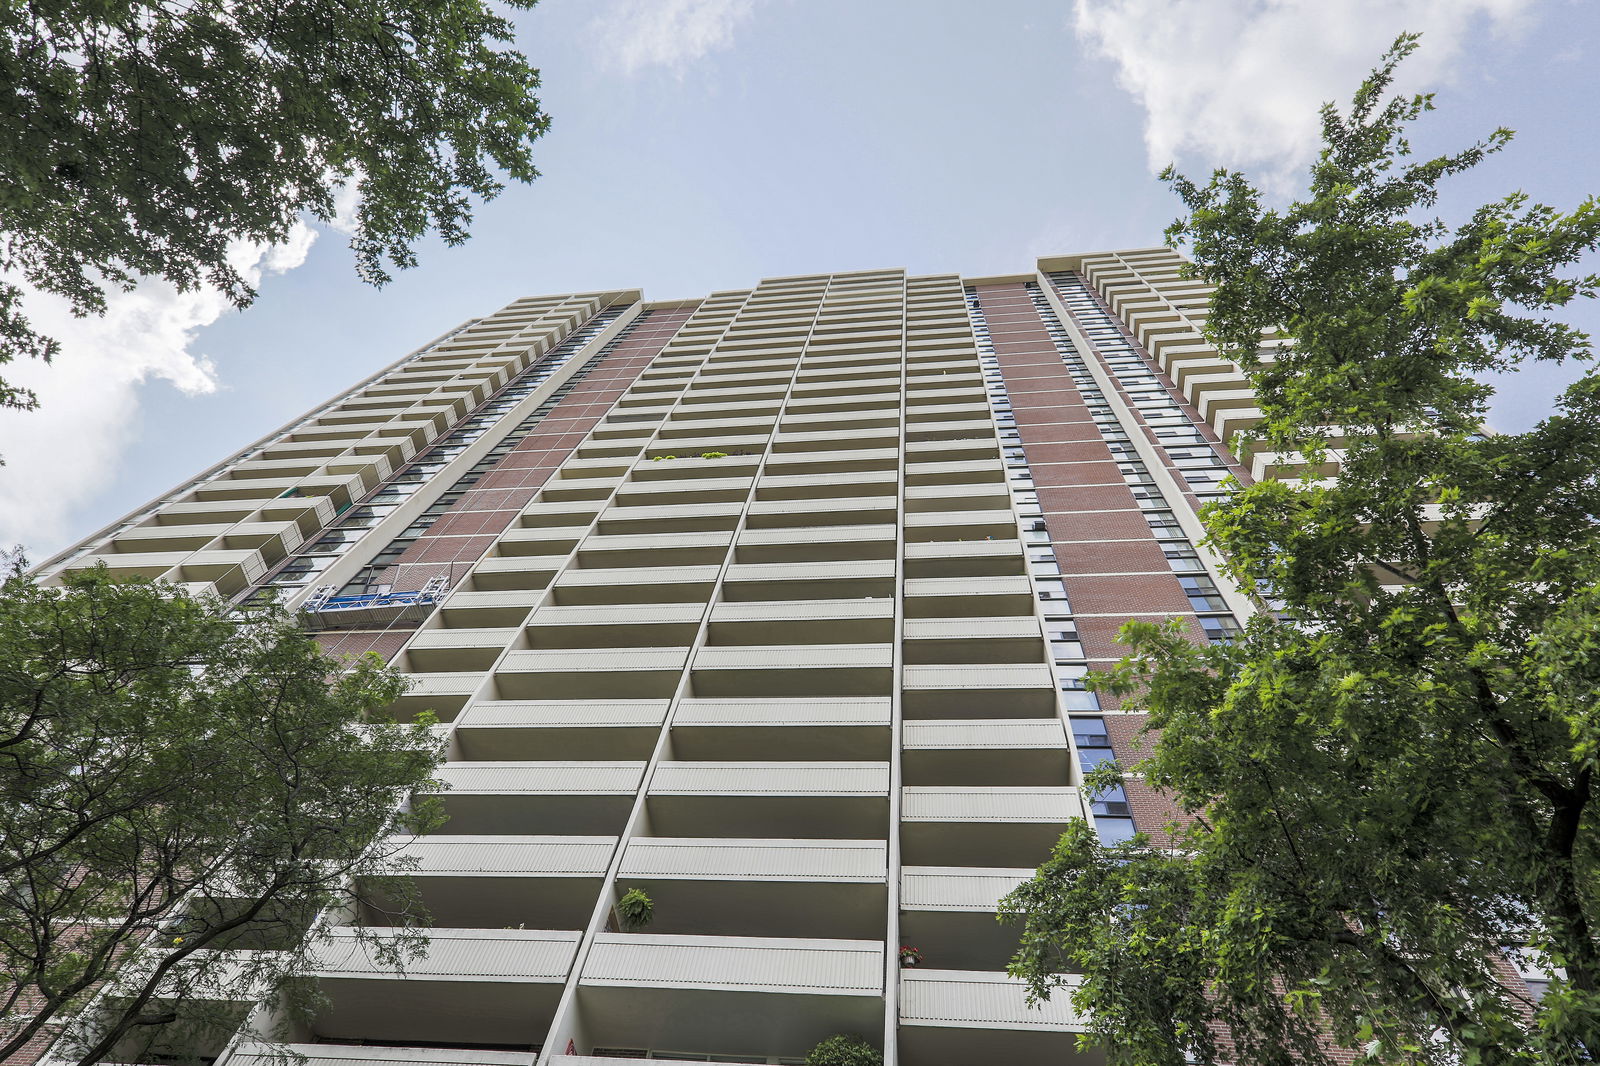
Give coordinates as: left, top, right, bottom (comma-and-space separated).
898, 945, 924, 968
615, 887, 654, 932
806, 1034, 882, 1066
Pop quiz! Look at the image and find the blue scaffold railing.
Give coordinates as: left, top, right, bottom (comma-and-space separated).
299, 576, 450, 630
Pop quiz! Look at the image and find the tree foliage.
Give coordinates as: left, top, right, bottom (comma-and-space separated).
0, 565, 445, 1066
0, 0, 549, 412
1001, 35, 1600, 1066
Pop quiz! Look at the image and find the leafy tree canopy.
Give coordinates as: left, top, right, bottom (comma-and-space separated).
0, 0, 549, 411
1001, 34, 1600, 1066
0, 564, 445, 1066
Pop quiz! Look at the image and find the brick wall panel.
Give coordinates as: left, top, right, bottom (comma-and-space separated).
1024, 442, 1116, 466
1053, 538, 1172, 576
1046, 508, 1156, 542
1071, 572, 1195, 615
1039, 484, 1139, 513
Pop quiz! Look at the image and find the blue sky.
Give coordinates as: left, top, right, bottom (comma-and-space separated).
3, 0, 1597, 557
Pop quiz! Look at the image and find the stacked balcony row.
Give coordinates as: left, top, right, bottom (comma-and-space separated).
44, 294, 635, 598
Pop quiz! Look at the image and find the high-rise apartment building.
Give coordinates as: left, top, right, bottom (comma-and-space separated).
32, 249, 1267, 1066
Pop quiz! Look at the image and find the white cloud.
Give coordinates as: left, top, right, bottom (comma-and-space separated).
592, 0, 756, 76
0, 225, 317, 557
1073, 0, 1535, 190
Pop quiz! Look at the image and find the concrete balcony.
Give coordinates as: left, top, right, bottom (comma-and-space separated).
903, 509, 1019, 542
903, 458, 1006, 485
682, 374, 790, 396
706, 597, 894, 646
494, 647, 689, 700
108, 523, 225, 553
903, 438, 997, 464
904, 387, 985, 407
904, 484, 1014, 513
778, 412, 901, 436
901, 786, 1086, 867
646, 761, 890, 839
1192, 379, 1260, 422
590, 419, 657, 441
902, 719, 1072, 786
690, 644, 893, 698
255, 494, 340, 536
550, 564, 719, 606
537, 477, 621, 504
150, 500, 260, 527
372, 418, 446, 451
573, 529, 732, 569
904, 402, 991, 424
438, 589, 544, 628
905, 359, 981, 379
405, 627, 516, 673
377, 672, 481, 722
229, 1043, 537, 1066
666, 399, 781, 423
1169, 352, 1241, 389
1214, 404, 1265, 443
902, 539, 1026, 581
670, 696, 891, 761
643, 434, 769, 460
901, 663, 1057, 719
629, 458, 761, 483
454, 699, 670, 760
1251, 446, 1343, 482
784, 393, 901, 417
904, 418, 992, 444
359, 834, 615, 930
228, 457, 322, 479
763, 447, 899, 477
899, 969, 1096, 1066
744, 496, 898, 530
173, 547, 270, 593
1134, 319, 1192, 354
552, 456, 634, 479
306, 927, 579, 1048
902, 616, 1041, 664
594, 501, 743, 537
524, 603, 703, 649
427, 762, 646, 835
654, 417, 778, 443
217, 520, 306, 560
903, 575, 1036, 618
571, 934, 883, 1064
615, 837, 887, 939
900, 865, 1034, 971
720, 559, 895, 601
769, 428, 901, 454
61, 550, 184, 581
733, 524, 897, 563
753, 469, 898, 502
519, 501, 602, 529
612, 475, 754, 508
576, 440, 648, 460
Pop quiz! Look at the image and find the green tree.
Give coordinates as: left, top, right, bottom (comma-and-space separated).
0, 565, 445, 1066
0, 0, 549, 412
1000, 35, 1600, 1066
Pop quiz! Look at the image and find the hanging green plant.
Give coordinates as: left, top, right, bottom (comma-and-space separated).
805, 1034, 882, 1066
615, 887, 654, 931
